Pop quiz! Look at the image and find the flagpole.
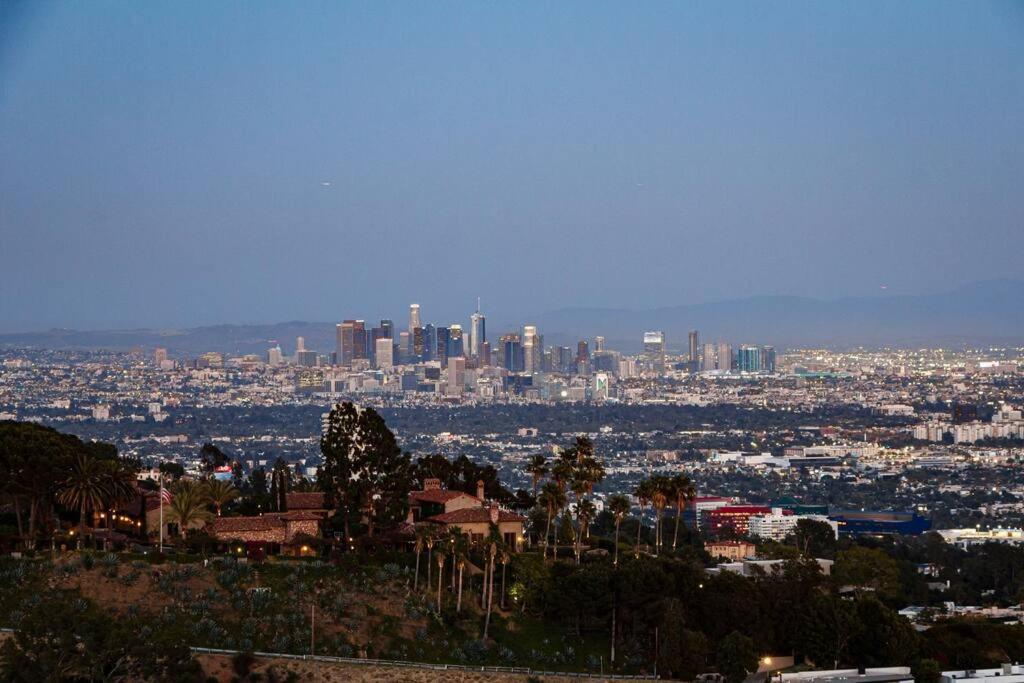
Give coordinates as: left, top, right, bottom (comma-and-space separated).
159, 474, 164, 554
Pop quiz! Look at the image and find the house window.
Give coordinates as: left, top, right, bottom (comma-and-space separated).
504, 532, 517, 549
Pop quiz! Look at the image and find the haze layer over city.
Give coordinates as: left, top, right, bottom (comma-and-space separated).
1, 2, 1023, 681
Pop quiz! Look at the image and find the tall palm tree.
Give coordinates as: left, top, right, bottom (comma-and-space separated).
482, 524, 502, 640
570, 479, 589, 564
650, 476, 669, 555
413, 525, 431, 591
435, 551, 445, 613
452, 528, 469, 613
608, 494, 631, 567
525, 454, 548, 497
634, 479, 654, 557
165, 481, 213, 534
499, 548, 511, 610
57, 453, 111, 539
671, 474, 696, 550
424, 526, 437, 589
538, 481, 565, 561
203, 479, 239, 516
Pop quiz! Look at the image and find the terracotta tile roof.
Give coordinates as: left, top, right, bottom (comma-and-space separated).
427, 508, 526, 525
211, 516, 284, 533
285, 492, 328, 510
409, 489, 480, 504
281, 511, 323, 521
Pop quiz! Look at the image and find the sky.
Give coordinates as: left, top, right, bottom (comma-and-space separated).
1, 1, 1022, 332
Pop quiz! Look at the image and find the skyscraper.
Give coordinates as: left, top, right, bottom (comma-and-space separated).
448, 356, 466, 394
409, 304, 421, 331
702, 342, 717, 371
576, 340, 590, 365
759, 346, 776, 374
737, 345, 761, 372
643, 331, 666, 375
352, 320, 367, 361
449, 324, 464, 357
375, 337, 394, 369
717, 342, 733, 371
688, 331, 699, 364
594, 336, 605, 353
500, 333, 523, 372
523, 325, 540, 374
295, 337, 305, 353
469, 302, 486, 359
436, 326, 450, 366
335, 323, 345, 365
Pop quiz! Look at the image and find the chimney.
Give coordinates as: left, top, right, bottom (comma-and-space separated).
489, 504, 499, 524
424, 478, 441, 491
476, 479, 485, 500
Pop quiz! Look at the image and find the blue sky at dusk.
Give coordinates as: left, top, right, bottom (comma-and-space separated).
1, 1, 1022, 331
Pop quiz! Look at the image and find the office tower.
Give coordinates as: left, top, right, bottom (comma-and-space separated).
760, 346, 776, 374
412, 326, 425, 360
469, 300, 486, 358
576, 340, 590, 365
479, 341, 491, 367
523, 325, 540, 374
643, 331, 666, 375
594, 336, 605, 353
296, 336, 306, 353
297, 350, 319, 367
737, 345, 761, 372
702, 342, 718, 371
335, 324, 344, 365
154, 348, 168, 365
448, 356, 466, 394
500, 333, 523, 373
688, 331, 699, 363
398, 331, 410, 363
436, 326, 450, 366
409, 304, 421, 331
717, 342, 733, 371
422, 324, 436, 361
267, 346, 283, 366
337, 320, 357, 365
449, 324, 464, 357
375, 338, 394, 369
352, 321, 367, 361
380, 319, 394, 339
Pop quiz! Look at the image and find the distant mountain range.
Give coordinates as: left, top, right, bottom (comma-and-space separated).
0, 280, 1020, 355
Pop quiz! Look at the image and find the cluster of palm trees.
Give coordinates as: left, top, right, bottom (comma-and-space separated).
163, 478, 240, 532
532, 436, 607, 564
412, 522, 511, 640
57, 453, 139, 540
633, 473, 695, 557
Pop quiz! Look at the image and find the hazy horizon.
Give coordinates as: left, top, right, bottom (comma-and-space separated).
2, 2, 1022, 332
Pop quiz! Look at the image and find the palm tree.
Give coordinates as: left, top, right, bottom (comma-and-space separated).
608, 494, 631, 567
435, 551, 446, 612
525, 454, 548, 497
452, 528, 469, 613
634, 479, 654, 557
538, 481, 565, 560
424, 526, 437, 589
650, 477, 669, 554
203, 479, 239, 516
413, 525, 431, 591
57, 453, 111, 540
570, 479, 588, 564
165, 481, 213, 534
670, 474, 696, 550
499, 548, 511, 609
482, 524, 502, 640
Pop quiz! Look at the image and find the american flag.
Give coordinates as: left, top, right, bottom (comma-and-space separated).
160, 485, 172, 504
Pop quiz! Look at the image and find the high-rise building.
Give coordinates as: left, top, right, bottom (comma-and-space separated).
267, 345, 283, 366
296, 350, 319, 367
375, 337, 394, 369
500, 333, 523, 373
409, 304, 421, 331
398, 331, 410, 363
479, 341, 492, 367
335, 323, 345, 365
737, 345, 761, 372
422, 324, 436, 362
436, 326, 450, 366
380, 319, 394, 339
154, 348, 168, 365
469, 301, 486, 358
717, 342, 733, 371
643, 331, 666, 375
702, 342, 718, 371
523, 325, 540, 374
760, 346, 776, 374
352, 321, 367, 361
594, 336, 605, 353
296, 336, 306, 353
412, 326, 425, 360
448, 356, 466, 394
688, 331, 699, 364
576, 340, 590, 365
449, 324, 464, 357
